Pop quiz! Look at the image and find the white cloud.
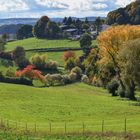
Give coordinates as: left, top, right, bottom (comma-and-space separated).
35, 0, 108, 11
0, 0, 136, 18
0, 0, 29, 12
115, 0, 135, 7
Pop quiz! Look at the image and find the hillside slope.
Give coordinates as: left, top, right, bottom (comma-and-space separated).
0, 83, 140, 132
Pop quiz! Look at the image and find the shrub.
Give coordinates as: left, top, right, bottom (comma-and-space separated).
13, 46, 29, 69
107, 80, 119, 96
45, 74, 64, 86
68, 72, 77, 82
81, 75, 90, 84
63, 51, 75, 61
62, 75, 71, 84
65, 57, 76, 70
46, 60, 58, 70
16, 65, 45, 83
5, 67, 15, 77
0, 72, 32, 86
0, 59, 13, 67
30, 54, 58, 71
30, 54, 48, 69
71, 66, 82, 80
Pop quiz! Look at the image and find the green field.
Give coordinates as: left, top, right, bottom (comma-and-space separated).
0, 83, 140, 133
6, 38, 80, 51
6, 38, 97, 51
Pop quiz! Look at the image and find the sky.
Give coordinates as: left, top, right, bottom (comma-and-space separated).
0, 0, 135, 19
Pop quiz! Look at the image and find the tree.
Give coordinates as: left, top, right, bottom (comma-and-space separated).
2, 33, 9, 42
45, 21, 60, 39
75, 19, 82, 30
17, 25, 33, 40
118, 39, 140, 100
13, 46, 29, 69
0, 38, 5, 52
82, 23, 90, 31
66, 17, 73, 25
63, 17, 67, 24
33, 16, 50, 38
85, 17, 89, 24
106, 0, 140, 25
97, 25, 140, 100
95, 17, 103, 35
80, 33, 92, 56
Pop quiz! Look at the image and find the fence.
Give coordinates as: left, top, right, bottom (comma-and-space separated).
0, 117, 140, 135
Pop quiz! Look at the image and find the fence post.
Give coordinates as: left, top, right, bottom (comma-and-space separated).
15, 122, 18, 131
1, 118, 3, 126
102, 120, 104, 133
49, 123, 52, 134
34, 123, 37, 133
7, 120, 9, 129
82, 122, 85, 135
124, 118, 127, 133
65, 122, 67, 134
25, 123, 28, 132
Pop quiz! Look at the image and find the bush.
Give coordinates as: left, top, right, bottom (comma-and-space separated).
30, 54, 47, 69
107, 80, 119, 96
45, 74, 64, 86
0, 59, 13, 67
65, 57, 76, 70
13, 46, 29, 69
16, 65, 45, 83
30, 54, 58, 71
46, 60, 58, 70
63, 51, 75, 61
62, 75, 71, 84
5, 67, 15, 77
71, 66, 82, 80
68, 72, 77, 82
0, 72, 32, 86
81, 75, 90, 84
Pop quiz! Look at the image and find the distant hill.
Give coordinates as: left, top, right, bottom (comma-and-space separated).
0, 17, 105, 26
0, 24, 23, 34
106, 0, 140, 25
0, 17, 105, 35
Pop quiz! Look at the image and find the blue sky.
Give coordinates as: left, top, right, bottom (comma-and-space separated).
0, 0, 135, 18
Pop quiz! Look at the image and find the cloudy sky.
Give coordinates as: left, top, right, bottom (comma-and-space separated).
0, 0, 135, 18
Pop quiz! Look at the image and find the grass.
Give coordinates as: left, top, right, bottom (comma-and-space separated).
0, 131, 139, 140
0, 83, 140, 133
6, 38, 79, 51
6, 38, 97, 51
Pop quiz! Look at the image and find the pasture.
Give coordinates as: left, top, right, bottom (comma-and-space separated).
0, 83, 139, 134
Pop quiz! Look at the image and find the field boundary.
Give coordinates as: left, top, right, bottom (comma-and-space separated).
0, 117, 140, 135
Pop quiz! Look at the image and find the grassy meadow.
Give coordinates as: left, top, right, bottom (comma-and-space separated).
0, 83, 140, 133
6, 38, 97, 51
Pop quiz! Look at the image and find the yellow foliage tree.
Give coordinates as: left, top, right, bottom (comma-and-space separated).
97, 25, 140, 98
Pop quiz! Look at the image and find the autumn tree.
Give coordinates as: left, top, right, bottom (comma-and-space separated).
97, 25, 140, 99
118, 39, 140, 100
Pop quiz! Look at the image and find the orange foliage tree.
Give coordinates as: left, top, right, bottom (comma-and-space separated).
16, 65, 45, 83
63, 51, 76, 61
